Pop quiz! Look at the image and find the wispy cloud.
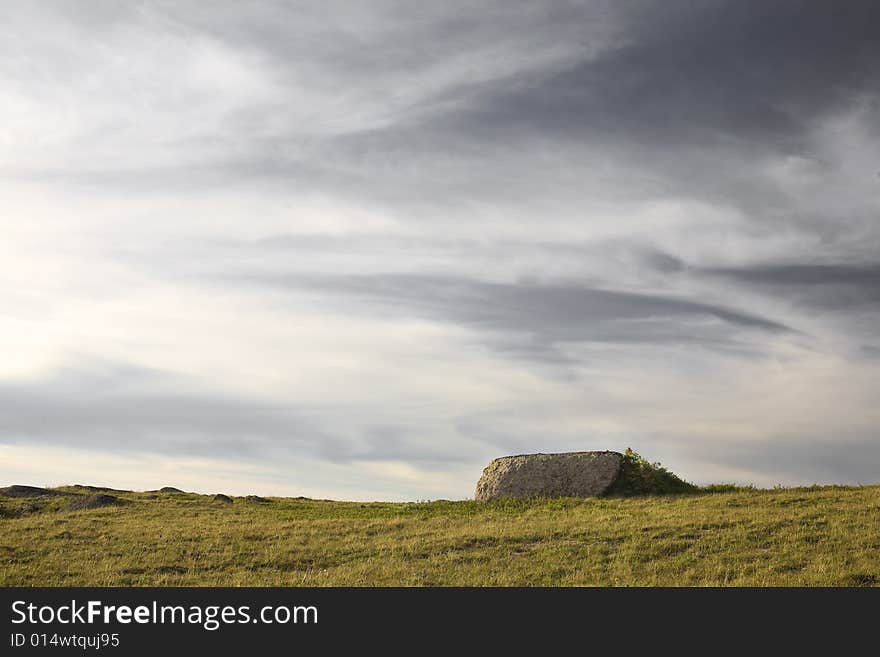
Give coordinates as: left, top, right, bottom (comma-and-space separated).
1, 1, 879, 497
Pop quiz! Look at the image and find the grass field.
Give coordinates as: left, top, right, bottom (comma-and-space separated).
2, 484, 879, 586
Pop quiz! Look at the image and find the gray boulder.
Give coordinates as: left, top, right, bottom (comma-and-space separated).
475, 451, 623, 501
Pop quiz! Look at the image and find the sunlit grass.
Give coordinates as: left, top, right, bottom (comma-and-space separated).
1, 485, 878, 586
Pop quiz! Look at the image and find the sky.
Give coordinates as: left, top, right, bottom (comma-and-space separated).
1, 1, 879, 500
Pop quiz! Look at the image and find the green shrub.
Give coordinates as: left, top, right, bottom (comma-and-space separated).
605, 448, 698, 496
702, 483, 754, 493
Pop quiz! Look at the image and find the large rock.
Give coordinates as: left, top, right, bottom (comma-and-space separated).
475, 451, 623, 501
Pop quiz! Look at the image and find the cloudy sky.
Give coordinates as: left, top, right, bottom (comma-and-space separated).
1, 1, 879, 500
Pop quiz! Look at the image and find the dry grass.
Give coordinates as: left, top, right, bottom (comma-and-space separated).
1, 485, 879, 586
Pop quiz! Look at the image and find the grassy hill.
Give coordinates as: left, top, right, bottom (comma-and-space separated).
2, 483, 879, 586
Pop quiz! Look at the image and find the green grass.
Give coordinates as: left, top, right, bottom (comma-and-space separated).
2, 484, 879, 586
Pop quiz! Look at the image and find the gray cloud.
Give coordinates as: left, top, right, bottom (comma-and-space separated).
0, 361, 486, 475
0, 362, 341, 460
255, 0, 880, 225
6, 0, 878, 246
443, 2, 880, 145
703, 264, 880, 311
245, 272, 791, 360
683, 437, 880, 487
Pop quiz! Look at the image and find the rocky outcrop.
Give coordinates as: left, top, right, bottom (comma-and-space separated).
475, 451, 623, 501
0, 485, 71, 498
71, 484, 128, 493
67, 494, 123, 510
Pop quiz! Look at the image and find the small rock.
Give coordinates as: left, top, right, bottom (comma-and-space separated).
245, 495, 270, 503
212, 494, 234, 504
158, 487, 184, 493
67, 494, 123, 511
